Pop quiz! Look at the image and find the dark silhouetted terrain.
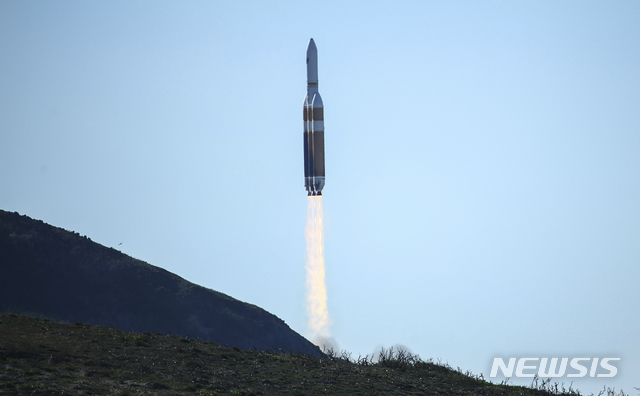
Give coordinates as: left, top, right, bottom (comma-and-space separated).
0, 313, 573, 395
0, 209, 320, 356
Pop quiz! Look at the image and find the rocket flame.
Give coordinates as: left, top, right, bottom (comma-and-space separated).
305, 196, 331, 345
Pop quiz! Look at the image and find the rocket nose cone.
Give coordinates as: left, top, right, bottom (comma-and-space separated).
306, 38, 318, 83
307, 38, 317, 54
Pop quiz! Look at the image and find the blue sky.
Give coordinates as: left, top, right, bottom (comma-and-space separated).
1, 1, 638, 393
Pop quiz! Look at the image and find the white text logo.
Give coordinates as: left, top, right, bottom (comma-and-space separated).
490, 358, 620, 378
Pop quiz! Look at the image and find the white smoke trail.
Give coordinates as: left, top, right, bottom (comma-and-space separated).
305, 195, 332, 346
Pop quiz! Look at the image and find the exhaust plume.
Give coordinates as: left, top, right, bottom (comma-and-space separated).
305, 195, 332, 345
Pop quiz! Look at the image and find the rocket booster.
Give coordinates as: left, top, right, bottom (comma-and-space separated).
303, 38, 325, 196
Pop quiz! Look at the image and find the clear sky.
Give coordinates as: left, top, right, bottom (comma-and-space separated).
1, 1, 638, 393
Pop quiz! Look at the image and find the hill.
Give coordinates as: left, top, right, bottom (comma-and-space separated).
0, 209, 320, 356
0, 313, 574, 395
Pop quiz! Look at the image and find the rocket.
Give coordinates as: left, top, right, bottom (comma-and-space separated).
303, 38, 325, 196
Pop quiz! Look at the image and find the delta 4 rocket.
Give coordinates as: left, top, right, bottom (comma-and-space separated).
303, 38, 325, 196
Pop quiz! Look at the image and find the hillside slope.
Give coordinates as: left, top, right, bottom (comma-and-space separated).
0, 210, 320, 356
0, 313, 564, 395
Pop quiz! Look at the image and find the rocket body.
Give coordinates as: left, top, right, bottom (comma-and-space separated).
303, 38, 325, 196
